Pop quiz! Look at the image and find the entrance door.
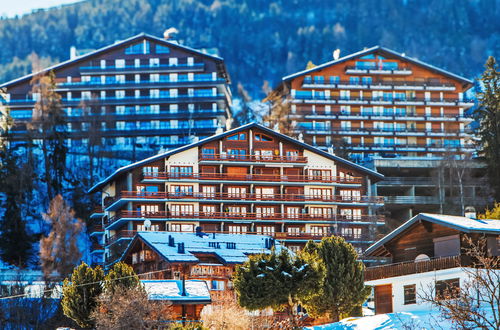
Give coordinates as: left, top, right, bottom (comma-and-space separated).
374, 284, 393, 314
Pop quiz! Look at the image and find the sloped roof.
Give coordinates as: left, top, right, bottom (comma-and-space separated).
364, 213, 500, 256
142, 279, 211, 303
282, 45, 473, 85
1, 33, 228, 88
88, 122, 384, 193
122, 231, 284, 264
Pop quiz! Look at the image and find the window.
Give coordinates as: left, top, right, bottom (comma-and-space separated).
125, 41, 150, 54
211, 280, 225, 291
143, 166, 159, 177
349, 77, 360, 85
138, 204, 159, 215
171, 185, 194, 196
227, 206, 247, 217
310, 207, 333, 218
227, 132, 247, 141
286, 150, 299, 160
339, 190, 361, 201
286, 207, 300, 219
287, 227, 301, 236
171, 223, 195, 232
227, 186, 247, 198
170, 204, 194, 216
310, 226, 329, 236
202, 205, 216, 215
202, 186, 216, 198
404, 285, 416, 305
329, 76, 340, 84
228, 225, 247, 234
170, 166, 193, 177
309, 169, 331, 180
256, 226, 275, 235
340, 209, 362, 220
227, 149, 246, 159
254, 149, 273, 160
310, 188, 332, 199
256, 207, 275, 218
255, 187, 275, 199
156, 44, 170, 54
202, 148, 216, 159
254, 133, 273, 142
435, 279, 460, 300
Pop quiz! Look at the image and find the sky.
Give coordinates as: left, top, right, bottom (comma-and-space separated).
0, 0, 82, 18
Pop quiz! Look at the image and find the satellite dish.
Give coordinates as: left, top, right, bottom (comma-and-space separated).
415, 254, 430, 262
144, 218, 152, 231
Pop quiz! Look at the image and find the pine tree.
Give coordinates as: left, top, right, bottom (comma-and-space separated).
29, 71, 67, 201
475, 56, 500, 201
104, 262, 143, 295
300, 236, 371, 322
40, 195, 84, 279
61, 262, 104, 328
0, 103, 33, 267
233, 248, 317, 323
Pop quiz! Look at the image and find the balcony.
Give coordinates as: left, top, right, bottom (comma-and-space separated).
305, 111, 470, 122
104, 191, 384, 211
5, 94, 227, 107
91, 242, 105, 252
89, 222, 104, 236
56, 76, 226, 91
348, 142, 475, 153
384, 195, 441, 205
198, 154, 308, 164
302, 79, 455, 91
142, 172, 362, 185
90, 207, 105, 219
365, 255, 467, 281
105, 210, 385, 228
300, 126, 469, 137
79, 63, 205, 74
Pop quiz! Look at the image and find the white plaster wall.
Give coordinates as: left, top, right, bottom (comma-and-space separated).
366, 267, 472, 313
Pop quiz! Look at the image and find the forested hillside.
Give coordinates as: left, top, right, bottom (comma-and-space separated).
0, 0, 499, 96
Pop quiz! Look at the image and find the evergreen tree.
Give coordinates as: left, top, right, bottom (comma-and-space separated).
475, 56, 500, 201
300, 236, 371, 322
28, 71, 67, 201
233, 248, 316, 323
104, 262, 142, 295
40, 195, 84, 279
61, 262, 104, 328
0, 103, 33, 267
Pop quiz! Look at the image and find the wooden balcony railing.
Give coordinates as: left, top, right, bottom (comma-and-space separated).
104, 191, 383, 207
365, 255, 467, 281
105, 210, 384, 226
199, 154, 308, 163
104, 229, 373, 247
142, 172, 362, 184
89, 222, 104, 233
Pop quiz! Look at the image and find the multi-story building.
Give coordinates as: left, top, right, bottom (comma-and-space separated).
278, 46, 484, 224
0, 33, 232, 162
364, 212, 499, 314
88, 123, 385, 266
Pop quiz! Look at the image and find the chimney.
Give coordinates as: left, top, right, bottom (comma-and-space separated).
70, 46, 77, 60
464, 206, 477, 219
168, 235, 175, 247
177, 242, 185, 254
333, 49, 340, 60
181, 276, 187, 296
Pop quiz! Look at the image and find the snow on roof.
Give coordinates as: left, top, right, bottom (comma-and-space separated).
282, 45, 473, 85
88, 122, 384, 193
365, 213, 500, 256
142, 280, 211, 303
127, 231, 284, 264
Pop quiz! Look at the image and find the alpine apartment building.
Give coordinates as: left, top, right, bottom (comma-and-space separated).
88, 123, 385, 266
278, 46, 483, 223
0, 33, 232, 162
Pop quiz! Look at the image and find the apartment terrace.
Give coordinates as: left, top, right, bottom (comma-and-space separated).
103, 191, 384, 211
141, 172, 362, 185
79, 62, 205, 74
302, 78, 456, 91
364, 255, 468, 281
345, 66, 413, 75
305, 112, 471, 122
198, 154, 308, 164
104, 210, 385, 228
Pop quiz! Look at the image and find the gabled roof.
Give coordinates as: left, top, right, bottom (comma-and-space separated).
88, 122, 384, 193
282, 46, 473, 86
1, 33, 228, 88
364, 213, 500, 256
142, 280, 211, 303
121, 231, 283, 264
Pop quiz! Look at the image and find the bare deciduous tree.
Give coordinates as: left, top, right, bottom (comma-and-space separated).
419, 236, 500, 329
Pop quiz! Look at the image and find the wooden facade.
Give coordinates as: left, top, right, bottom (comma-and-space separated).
281, 46, 474, 161
89, 123, 385, 265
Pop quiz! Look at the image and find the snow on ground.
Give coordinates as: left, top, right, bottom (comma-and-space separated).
308, 311, 455, 330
